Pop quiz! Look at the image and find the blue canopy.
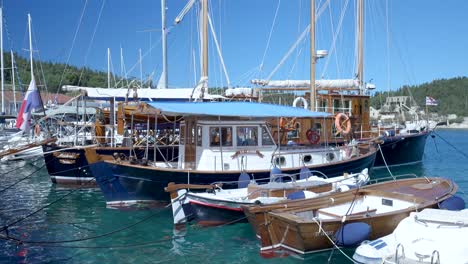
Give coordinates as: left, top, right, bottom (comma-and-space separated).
146, 101, 331, 118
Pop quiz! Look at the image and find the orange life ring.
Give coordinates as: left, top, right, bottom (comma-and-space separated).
279, 117, 287, 129
334, 113, 351, 135
306, 129, 320, 144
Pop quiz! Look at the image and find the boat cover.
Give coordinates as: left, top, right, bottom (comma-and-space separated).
146, 101, 331, 118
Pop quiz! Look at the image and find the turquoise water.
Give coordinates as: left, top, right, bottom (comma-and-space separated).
0, 129, 467, 263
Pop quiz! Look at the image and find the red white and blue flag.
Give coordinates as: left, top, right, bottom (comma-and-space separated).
16, 77, 41, 131
425, 96, 438, 106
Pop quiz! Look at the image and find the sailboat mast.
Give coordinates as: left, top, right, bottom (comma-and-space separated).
309, 0, 316, 111
139, 48, 143, 88
10, 50, 16, 114
107, 48, 111, 89
161, 0, 168, 88
357, 0, 364, 93
28, 14, 34, 81
1, 8, 4, 114
201, 0, 208, 84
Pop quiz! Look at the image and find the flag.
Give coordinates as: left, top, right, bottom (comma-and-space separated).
16, 77, 41, 131
425, 96, 438, 106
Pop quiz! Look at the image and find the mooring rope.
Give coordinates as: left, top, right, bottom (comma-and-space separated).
2, 208, 167, 245
0, 177, 97, 234
377, 144, 396, 180
311, 217, 358, 263
433, 131, 468, 159
0, 161, 47, 193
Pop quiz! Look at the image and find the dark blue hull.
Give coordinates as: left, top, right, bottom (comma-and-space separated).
90, 149, 376, 205
374, 131, 429, 168
42, 144, 178, 186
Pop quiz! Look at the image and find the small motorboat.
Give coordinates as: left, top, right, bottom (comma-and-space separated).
242, 177, 458, 255
165, 168, 369, 226
353, 206, 468, 264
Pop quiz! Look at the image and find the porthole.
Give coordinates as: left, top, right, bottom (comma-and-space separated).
326, 153, 335, 161
275, 156, 286, 166
303, 155, 312, 163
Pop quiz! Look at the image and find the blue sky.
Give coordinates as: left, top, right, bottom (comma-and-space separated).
3, 0, 468, 94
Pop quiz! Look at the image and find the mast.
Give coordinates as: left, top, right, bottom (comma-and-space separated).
107, 48, 111, 89
160, 0, 168, 88
201, 0, 208, 95
10, 50, 16, 114
357, 0, 364, 93
28, 14, 50, 136
139, 48, 143, 88
309, 0, 316, 111
28, 14, 34, 82
0, 8, 4, 114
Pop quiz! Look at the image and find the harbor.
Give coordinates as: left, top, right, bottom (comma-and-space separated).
1, 0, 468, 263
0, 129, 466, 263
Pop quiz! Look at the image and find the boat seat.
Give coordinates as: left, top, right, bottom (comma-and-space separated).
317, 208, 377, 219
415, 208, 468, 226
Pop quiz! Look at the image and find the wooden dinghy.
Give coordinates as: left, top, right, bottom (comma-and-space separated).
242, 177, 458, 254
165, 169, 369, 226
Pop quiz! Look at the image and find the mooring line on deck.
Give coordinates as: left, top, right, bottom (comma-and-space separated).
433, 131, 468, 159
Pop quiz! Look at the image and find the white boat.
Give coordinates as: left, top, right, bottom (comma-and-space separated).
353, 207, 468, 264
166, 168, 369, 226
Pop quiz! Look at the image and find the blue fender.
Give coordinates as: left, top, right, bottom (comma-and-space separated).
287, 191, 305, 200
335, 222, 371, 247
439, 195, 466, 210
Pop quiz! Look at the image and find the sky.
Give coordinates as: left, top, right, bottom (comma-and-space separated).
3, 0, 468, 95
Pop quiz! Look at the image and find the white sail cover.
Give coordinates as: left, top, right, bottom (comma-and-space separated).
251, 79, 359, 89
225, 87, 255, 97
62, 85, 224, 101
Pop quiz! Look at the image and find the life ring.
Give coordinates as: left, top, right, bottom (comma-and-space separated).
335, 113, 351, 135
292, 96, 308, 109
306, 129, 320, 144
34, 124, 41, 137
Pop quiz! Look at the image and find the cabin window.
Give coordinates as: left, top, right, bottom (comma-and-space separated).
287, 121, 300, 139
333, 99, 351, 116
332, 123, 342, 139
209, 127, 232, 147
196, 126, 202, 146
313, 123, 322, 135
364, 99, 369, 112
179, 125, 185, 144
261, 126, 274, 146
318, 99, 328, 113
237, 126, 258, 146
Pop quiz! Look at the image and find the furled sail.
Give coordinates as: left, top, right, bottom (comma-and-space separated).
251, 79, 359, 89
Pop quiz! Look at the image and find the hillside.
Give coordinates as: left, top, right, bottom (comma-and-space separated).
2, 52, 148, 94
371, 77, 468, 116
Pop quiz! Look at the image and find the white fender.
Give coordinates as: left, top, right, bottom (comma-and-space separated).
171, 189, 189, 225
292, 96, 308, 109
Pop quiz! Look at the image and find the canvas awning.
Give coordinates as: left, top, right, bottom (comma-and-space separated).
146, 101, 331, 118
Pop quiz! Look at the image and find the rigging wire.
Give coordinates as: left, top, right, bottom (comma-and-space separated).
259, 0, 281, 77
76, 0, 107, 88
56, 0, 89, 94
